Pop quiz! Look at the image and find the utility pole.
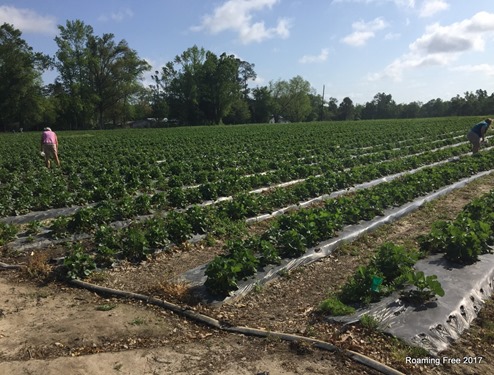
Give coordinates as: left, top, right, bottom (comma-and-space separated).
320, 84, 325, 121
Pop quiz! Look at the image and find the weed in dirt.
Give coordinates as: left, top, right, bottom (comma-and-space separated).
157, 280, 191, 300
26, 221, 42, 235
113, 362, 123, 371
23, 251, 53, 280
96, 304, 116, 311
359, 314, 379, 331
130, 317, 146, 326
319, 296, 355, 316
278, 269, 290, 278
205, 234, 216, 246
36, 290, 50, 299
253, 282, 263, 293
389, 337, 430, 363
266, 334, 282, 344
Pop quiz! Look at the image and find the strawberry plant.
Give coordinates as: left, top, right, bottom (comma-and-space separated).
68, 208, 96, 233
167, 187, 188, 208
144, 217, 170, 248
400, 271, 445, 304
165, 211, 193, 244
64, 243, 97, 280
442, 218, 491, 264
134, 194, 152, 215
338, 265, 383, 306
204, 256, 242, 295
121, 226, 151, 262
372, 242, 419, 285
0, 222, 17, 245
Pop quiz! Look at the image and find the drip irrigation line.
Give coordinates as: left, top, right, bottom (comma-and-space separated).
68, 278, 404, 375
0, 261, 25, 270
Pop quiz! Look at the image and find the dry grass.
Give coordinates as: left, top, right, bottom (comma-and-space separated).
22, 251, 53, 280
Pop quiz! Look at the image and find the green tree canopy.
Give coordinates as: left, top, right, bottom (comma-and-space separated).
0, 23, 50, 131
54, 19, 150, 129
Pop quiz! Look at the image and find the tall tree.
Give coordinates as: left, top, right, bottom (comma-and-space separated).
269, 75, 313, 122
251, 86, 273, 123
54, 20, 149, 129
160, 46, 256, 125
373, 92, 397, 119
337, 97, 355, 120
0, 23, 49, 131
161, 45, 207, 125
87, 33, 150, 128
54, 20, 94, 129
200, 52, 242, 124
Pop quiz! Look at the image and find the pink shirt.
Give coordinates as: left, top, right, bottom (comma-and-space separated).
42, 130, 58, 145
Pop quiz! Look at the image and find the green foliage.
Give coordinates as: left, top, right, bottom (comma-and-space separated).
371, 242, 418, 285
0, 222, 18, 245
338, 265, 383, 306
121, 226, 150, 262
64, 243, 97, 280
144, 217, 170, 248
26, 220, 42, 235
49, 216, 70, 239
134, 194, 152, 215
165, 211, 193, 244
444, 217, 491, 264
360, 314, 380, 330
68, 208, 95, 233
204, 256, 242, 296
401, 271, 445, 304
277, 229, 307, 258
258, 239, 281, 266
0, 23, 48, 129
319, 296, 356, 316
417, 220, 450, 254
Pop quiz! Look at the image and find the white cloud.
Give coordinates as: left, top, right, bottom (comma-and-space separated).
0, 5, 57, 34
98, 8, 134, 22
341, 17, 388, 46
451, 64, 494, 76
299, 48, 329, 63
384, 32, 401, 40
192, 0, 291, 44
370, 11, 494, 81
332, 0, 415, 8
419, 0, 449, 18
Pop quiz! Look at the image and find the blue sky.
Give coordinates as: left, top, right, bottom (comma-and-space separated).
2, 0, 494, 105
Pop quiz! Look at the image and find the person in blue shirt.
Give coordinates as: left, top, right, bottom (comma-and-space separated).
467, 118, 492, 155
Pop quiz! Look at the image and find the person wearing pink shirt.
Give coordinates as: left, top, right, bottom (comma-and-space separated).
40, 127, 61, 168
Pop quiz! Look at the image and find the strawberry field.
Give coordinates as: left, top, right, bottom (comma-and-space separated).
3, 116, 494, 372
1, 117, 492, 292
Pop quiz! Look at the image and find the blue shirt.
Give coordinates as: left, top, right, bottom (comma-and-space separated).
471, 121, 489, 137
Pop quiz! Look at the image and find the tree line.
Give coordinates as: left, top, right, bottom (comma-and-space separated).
1, 20, 493, 131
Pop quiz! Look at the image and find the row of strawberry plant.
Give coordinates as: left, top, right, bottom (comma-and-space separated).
319, 243, 444, 315
0, 118, 473, 216
0, 130, 467, 218
418, 189, 494, 264
323, 186, 494, 315
57, 147, 479, 278
2, 140, 467, 248
203, 150, 494, 295
38, 141, 466, 239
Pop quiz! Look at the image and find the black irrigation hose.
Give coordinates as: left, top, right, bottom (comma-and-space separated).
0, 261, 24, 270
69, 278, 405, 375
